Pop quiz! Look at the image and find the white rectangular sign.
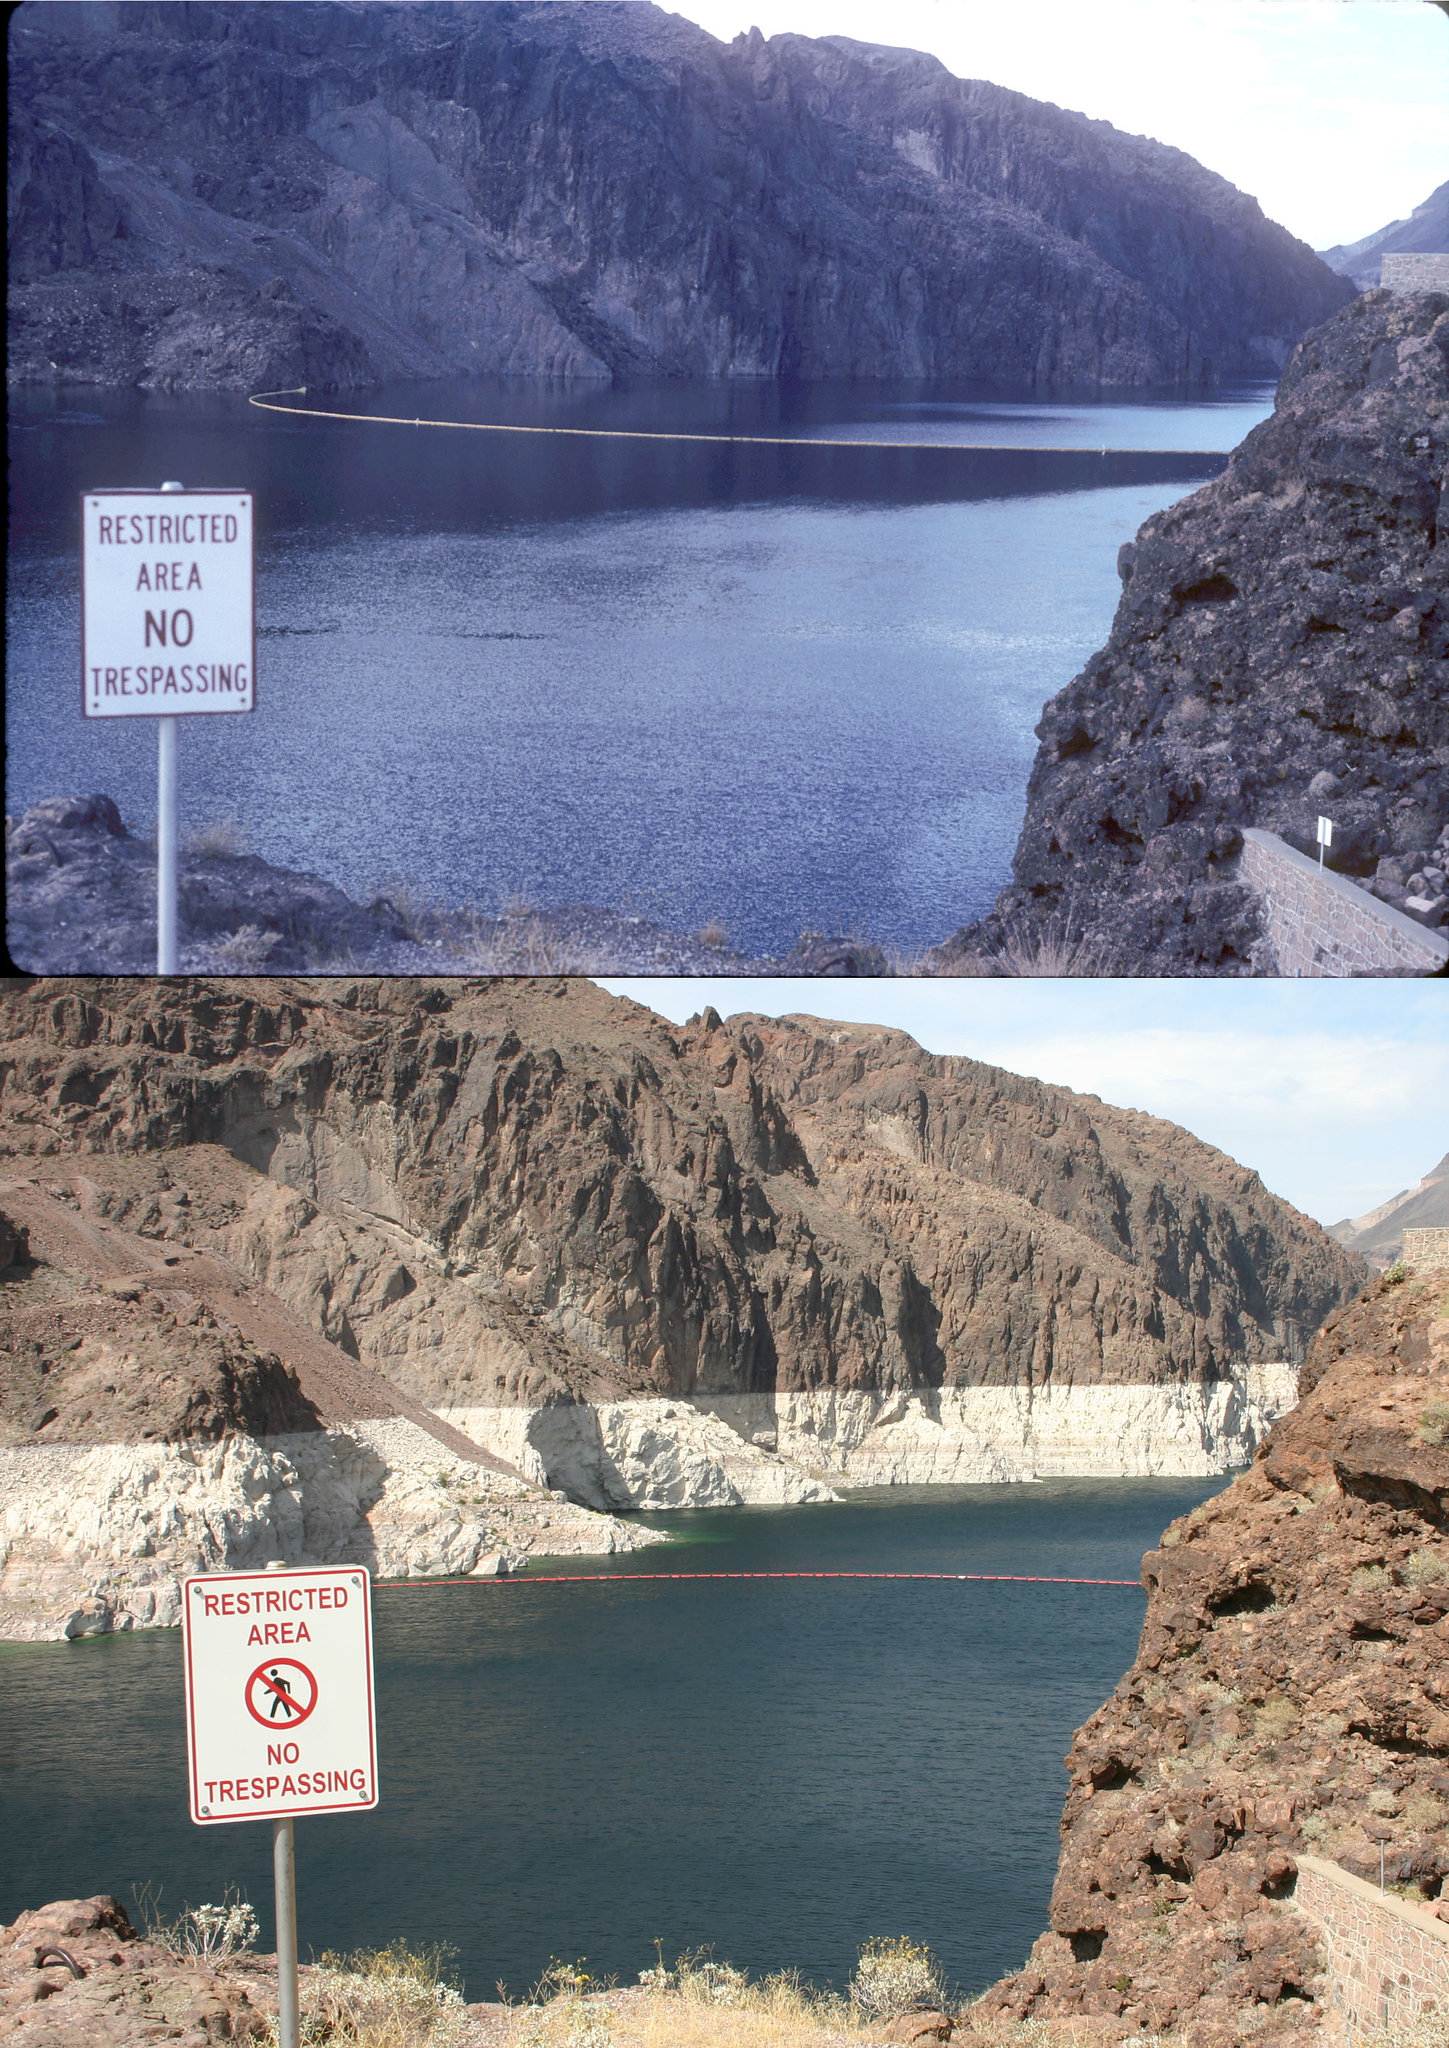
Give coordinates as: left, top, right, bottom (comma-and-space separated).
81, 489, 254, 718
182, 1566, 377, 1825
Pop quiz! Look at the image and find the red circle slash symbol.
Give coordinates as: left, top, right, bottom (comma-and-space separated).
245, 1658, 318, 1729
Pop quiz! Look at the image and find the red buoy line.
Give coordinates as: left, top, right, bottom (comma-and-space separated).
388, 1569, 1142, 1591
248, 387, 1228, 462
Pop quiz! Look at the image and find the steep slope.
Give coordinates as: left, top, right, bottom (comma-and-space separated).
1330, 1153, 1449, 1268
7, 0, 1350, 391
943, 287, 1449, 974
968, 1259, 1449, 2047
1320, 181, 1449, 290
0, 1167, 658, 1643
0, 978, 1364, 1506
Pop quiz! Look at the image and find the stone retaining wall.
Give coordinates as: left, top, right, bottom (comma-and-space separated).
1293, 1854, 1449, 2041
1382, 253, 1449, 293
1239, 829, 1449, 976
1404, 1227, 1449, 1273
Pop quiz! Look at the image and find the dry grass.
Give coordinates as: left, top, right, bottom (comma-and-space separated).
441, 912, 605, 975
986, 923, 1106, 977
694, 919, 730, 950
184, 816, 248, 859
503, 1995, 1190, 2048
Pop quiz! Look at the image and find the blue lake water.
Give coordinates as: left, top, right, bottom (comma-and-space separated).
0, 1476, 1227, 2002
7, 379, 1271, 955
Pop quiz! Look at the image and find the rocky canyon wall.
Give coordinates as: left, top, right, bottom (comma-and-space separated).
944, 287, 1449, 975
7, 0, 1350, 392
0, 978, 1364, 1529
964, 1261, 1449, 2048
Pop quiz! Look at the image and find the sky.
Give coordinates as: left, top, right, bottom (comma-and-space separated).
595, 978, 1447, 1229
665, 0, 1449, 252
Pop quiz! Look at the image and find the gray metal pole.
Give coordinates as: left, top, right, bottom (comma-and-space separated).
157, 715, 179, 972
156, 481, 185, 974
273, 1816, 300, 2048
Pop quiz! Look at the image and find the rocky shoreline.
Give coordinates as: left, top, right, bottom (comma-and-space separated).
945, 288, 1449, 975
4, 793, 897, 978
971, 1259, 1449, 2046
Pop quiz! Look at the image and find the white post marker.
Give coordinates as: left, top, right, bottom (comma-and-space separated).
1317, 814, 1333, 869
81, 482, 255, 971
183, 1565, 377, 2048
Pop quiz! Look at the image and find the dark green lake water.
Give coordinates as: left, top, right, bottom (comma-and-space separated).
0, 1477, 1227, 2002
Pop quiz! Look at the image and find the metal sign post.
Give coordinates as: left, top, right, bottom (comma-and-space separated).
80, 481, 255, 972
182, 1564, 377, 2048
1317, 814, 1333, 870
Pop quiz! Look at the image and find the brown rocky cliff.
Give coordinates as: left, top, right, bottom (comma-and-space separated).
0, 979, 1363, 1421
967, 1263, 1449, 2046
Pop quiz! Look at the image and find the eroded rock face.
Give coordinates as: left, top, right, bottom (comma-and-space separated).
7, 1, 1349, 391
0, 1895, 270, 2046
0, 978, 1363, 1419
944, 289, 1449, 974
965, 1265, 1449, 2047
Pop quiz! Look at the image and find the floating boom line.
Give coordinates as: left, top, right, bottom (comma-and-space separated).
247, 387, 1229, 461
390, 1569, 1144, 1590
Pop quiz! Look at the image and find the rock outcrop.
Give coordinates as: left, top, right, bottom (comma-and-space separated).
7, 0, 1350, 392
964, 1260, 1449, 2047
2, 793, 854, 978
943, 288, 1449, 974
0, 977, 1365, 1528
0, 1896, 273, 2047
1320, 181, 1449, 291
0, 1169, 659, 1641
1330, 1153, 1449, 1270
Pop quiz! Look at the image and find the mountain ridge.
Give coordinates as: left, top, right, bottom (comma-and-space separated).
7, 0, 1352, 391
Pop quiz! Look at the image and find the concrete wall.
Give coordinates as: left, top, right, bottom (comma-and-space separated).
1293, 1854, 1449, 2041
1404, 1227, 1449, 1273
1239, 829, 1449, 976
1382, 253, 1449, 293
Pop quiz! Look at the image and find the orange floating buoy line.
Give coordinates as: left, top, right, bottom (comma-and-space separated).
388, 1569, 1143, 1591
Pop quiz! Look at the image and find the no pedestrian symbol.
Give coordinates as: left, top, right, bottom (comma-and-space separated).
246, 1660, 318, 1729
182, 1566, 377, 1825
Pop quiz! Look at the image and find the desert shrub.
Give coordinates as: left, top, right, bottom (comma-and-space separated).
1349, 1563, 1390, 1590
1384, 1261, 1408, 1284
693, 920, 729, 951
134, 1884, 258, 1964
214, 923, 279, 970
671, 1954, 750, 2007
1400, 1788, 1448, 1833
1404, 1547, 1449, 1585
1416, 1402, 1449, 1448
1253, 1695, 1300, 1743
848, 1935, 946, 2020
299, 1938, 467, 2046
184, 816, 247, 859
514, 1960, 613, 2048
